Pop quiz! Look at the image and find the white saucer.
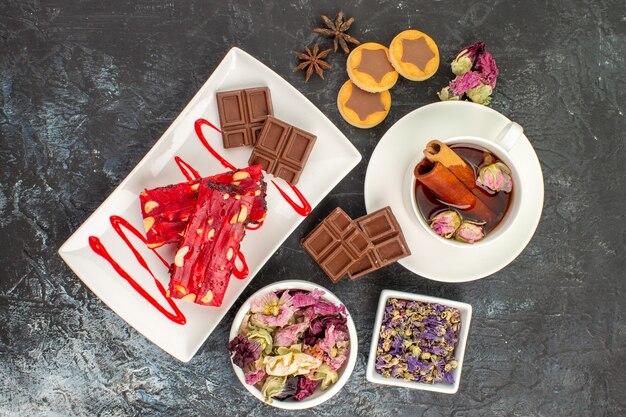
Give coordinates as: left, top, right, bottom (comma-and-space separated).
364, 101, 544, 282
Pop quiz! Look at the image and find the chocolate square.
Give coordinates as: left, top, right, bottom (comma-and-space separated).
280, 128, 316, 168
249, 150, 276, 173
348, 251, 379, 279
302, 223, 340, 260
375, 235, 410, 266
223, 128, 249, 148
356, 208, 399, 244
245, 88, 273, 122
249, 115, 316, 185
217, 91, 246, 128
345, 229, 372, 256
320, 246, 355, 283
274, 162, 301, 185
348, 207, 411, 279
216, 87, 273, 149
256, 117, 290, 156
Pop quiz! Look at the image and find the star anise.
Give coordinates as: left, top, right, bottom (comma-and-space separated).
293, 43, 332, 81
313, 10, 360, 54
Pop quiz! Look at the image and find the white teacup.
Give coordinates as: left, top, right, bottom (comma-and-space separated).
405, 122, 524, 247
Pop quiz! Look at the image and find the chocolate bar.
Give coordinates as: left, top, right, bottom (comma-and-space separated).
216, 87, 273, 148
302, 208, 372, 282
348, 207, 411, 279
249, 115, 316, 184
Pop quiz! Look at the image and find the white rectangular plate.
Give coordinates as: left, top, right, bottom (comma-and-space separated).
58, 47, 361, 362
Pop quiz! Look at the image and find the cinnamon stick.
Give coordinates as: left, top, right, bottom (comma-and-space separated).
424, 140, 475, 189
423, 140, 501, 214
414, 160, 495, 224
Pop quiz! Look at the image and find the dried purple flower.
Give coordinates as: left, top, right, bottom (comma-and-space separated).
274, 376, 300, 400
228, 335, 262, 369
475, 51, 499, 88
439, 41, 498, 106
375, 298, 461, 384
449, 71, 482, 96
294, 377, 319, 401
303, 315, 347, 346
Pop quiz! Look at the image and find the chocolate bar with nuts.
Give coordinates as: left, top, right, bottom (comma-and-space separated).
302, 208, 372, 282
216, 87, 273, 148
249, 115, 316, 185
348, 207, 411, 279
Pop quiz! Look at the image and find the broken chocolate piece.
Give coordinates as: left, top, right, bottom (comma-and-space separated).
302, 208, 372, 282
249, 115, 316, 184
348, 206, 411, 279
216, 87, 273, 148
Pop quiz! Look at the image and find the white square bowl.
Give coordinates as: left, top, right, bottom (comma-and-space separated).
58, 47, 361, 362
366, 289, 472, 394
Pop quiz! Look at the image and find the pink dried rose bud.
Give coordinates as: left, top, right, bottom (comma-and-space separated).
455, 221, 485, 243
477, 162, 513, 193
429, 210, 462, 239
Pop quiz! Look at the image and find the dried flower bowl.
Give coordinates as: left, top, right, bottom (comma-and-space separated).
366, 290, 472, 394
229, 280, 358, 409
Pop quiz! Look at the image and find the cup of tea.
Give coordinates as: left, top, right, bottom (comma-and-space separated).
404, 122, 524, 247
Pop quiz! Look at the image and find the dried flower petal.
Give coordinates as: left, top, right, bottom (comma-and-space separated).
263, 352, 322, 376
309, 363, 338, 390
375, 298, 461, 384
475, 51, 499, 88
429, 210, 462, 239
228, 335, 262, 369
261, 376, 286, 403
274, 376, 299, 400
291, 289, 325, 308
449, 71, 482, 96
294, 377, 319, 401
245, 368, 266, 385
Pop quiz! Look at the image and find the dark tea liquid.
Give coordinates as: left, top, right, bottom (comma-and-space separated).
414, 145, 512, 234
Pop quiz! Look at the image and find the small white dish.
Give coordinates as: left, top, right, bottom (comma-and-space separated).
364, 101, 544, 282
229, 280, 358, 409
58, 48, 361, 362
366, 289, 472, 394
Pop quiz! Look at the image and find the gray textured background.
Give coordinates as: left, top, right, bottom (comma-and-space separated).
1, 0, 625, 416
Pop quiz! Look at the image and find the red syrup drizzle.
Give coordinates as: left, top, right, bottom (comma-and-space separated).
194, 119, 236, 171
174, 156, 201, 181
232, 251, 249, 280
88, 216, 186, 325
271, 180, 312, 216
